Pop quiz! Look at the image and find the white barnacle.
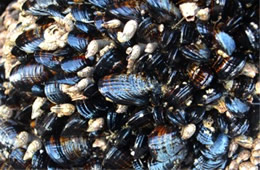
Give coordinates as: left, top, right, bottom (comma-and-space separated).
186, 99, 192, 106
179, 2, 199, 22
23, 139, 42, 160
14, 131, 30, 149
217, 49, 229, 58
39, 24, 68, 50
181, 123, 196, 140
223, 80, 234, 92
206, 88, 214, 94
213, 98, 227, 114
50, 103, 75, 117
202, 94, 208, 99
236, 150, 251, 164
99, 43, 116, 57
67, 78, 94, 92
85, 39, 112, 58
239, 162, 258, 170
0, 105, 13, 119
240, 62, 258, 78
87, 118, 105, 132
92, 138, 108, 151
32, 97, 47, 119
255, 81, 260, 95
127, 43, 146, 73
158, 24, 164, 33
101, 19, 122, 29
77, 66, 95, 78
116, 104, 128, 114
117, 20, 138, 43
234, 135, 253, 149
196, 8, 210, 21
145, 42, 158, 53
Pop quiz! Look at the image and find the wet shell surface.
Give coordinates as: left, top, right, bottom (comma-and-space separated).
0, 0, 259, 169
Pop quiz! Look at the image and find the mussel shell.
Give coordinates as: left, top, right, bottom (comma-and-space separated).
132, 134, 148, 159
31, 149, 49, 169
61, 55, 95, 73
15, 28, 45, 53
187, 64, 214, 89
143, 51, 165, 72
103, 146, 132, 169
13, 104, 32, 125
194, 86, 223, 105
196, 125, 215, 145
193, 155, 227, 169
180, 22, 197, 45
0, 64, 6, 83
147, 0, 181, 23
160, 27, 179, 49
35, 112, 68, 137
167, 109, 187, 126
127, 109, 153, 129
44, 83, 71, 104
133, 159, 147, 170
98, 74, 159, 106
47, 74, 81, 85
82, 82, 98, 97
9, 63, 52, 90
45, 133, 92, 167
89, 0, 112, 9
229, 76, 256, 99
61, 114, 88, 137
31, 84, 45, 97
186, 106, 206, 124
225, 96, 250, 118
248, 97, 260, 137
165, 82, 194, 107
106, 111, 127, 131
71, 4, 95, 23
114, 128, 133, 148
235, 24, 259, 51
9, 148, 30, 169
212, 54, 246, 80
196, 21, 213, 40
152, 106, 167, 125
0, 120, 27, 149
200, 133, 229, 160
45, 5, 65, 18
94, 49, 123, 80
22, 0, 55, 16
148, 126, 186, 162
67, 30, 90, 52
137, 17, 160, 43
11, 46, 29, 63
108, 0, 145, 21
181, 43, 211, 62
229, 118, 249, 137
75, 21, 99, 34
210, 0, 229, 21
34, 50, 63, 70
215, 31, 236, 56
148, 148, 188, 170
76, 99, 106, 119
224, 15, 244, 34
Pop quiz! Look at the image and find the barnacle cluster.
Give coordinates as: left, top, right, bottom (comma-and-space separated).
0, 0, 259, 169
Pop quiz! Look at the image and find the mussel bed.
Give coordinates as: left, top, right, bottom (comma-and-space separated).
0, 0, 259, 169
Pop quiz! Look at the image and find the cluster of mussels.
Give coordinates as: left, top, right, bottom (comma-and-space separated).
0, 0, 259, 169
